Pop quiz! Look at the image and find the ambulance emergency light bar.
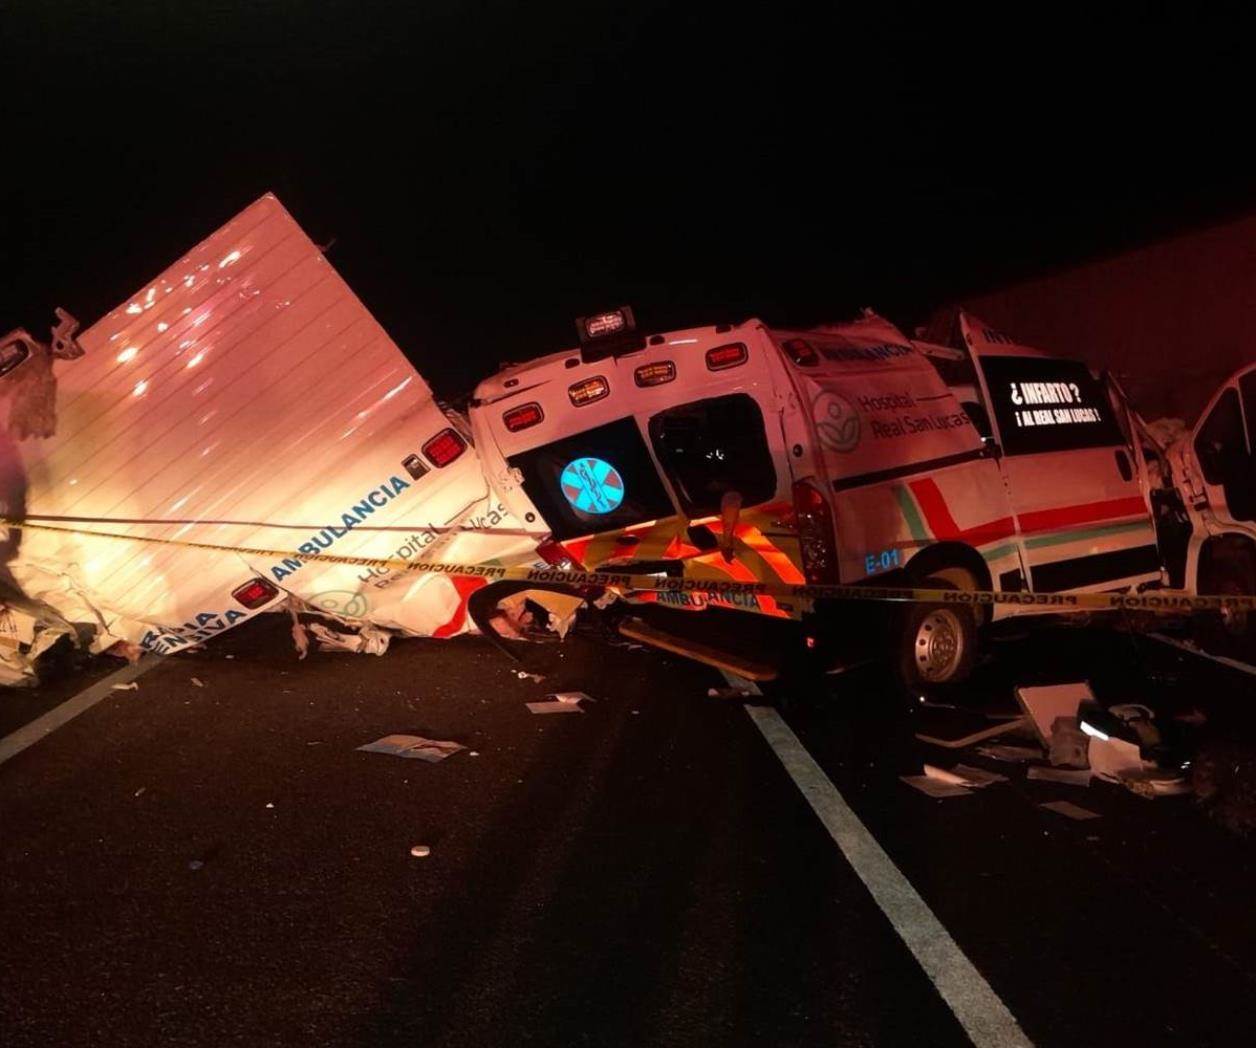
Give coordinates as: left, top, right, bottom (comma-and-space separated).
576, 305, 644, 363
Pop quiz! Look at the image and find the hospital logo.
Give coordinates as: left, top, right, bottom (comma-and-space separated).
561, 456, 625, 515
814, 392, 861, 452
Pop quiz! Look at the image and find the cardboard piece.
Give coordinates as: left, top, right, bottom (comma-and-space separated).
526, 701, 585, 714
1016, 683, 1094, 746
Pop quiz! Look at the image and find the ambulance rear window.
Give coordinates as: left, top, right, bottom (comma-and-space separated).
648, 394, 776, 516
507, 416, 676, 541
980, 355, 1125, 456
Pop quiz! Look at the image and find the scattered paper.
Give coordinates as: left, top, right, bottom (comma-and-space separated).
357, 734, 466, 762
950, 764, 1009, 787
112, 682, 139, 691
901, 774, 972, 798
1040, 800, 1101, 821
975, 743, 1043, 763
1028, 766, 1093, 786
526, 701, 585, 714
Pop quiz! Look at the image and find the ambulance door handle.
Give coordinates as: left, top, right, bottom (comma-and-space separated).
1114, 449, 1133, 482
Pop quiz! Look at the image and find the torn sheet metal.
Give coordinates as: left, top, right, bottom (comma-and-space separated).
0, 194, 535, 668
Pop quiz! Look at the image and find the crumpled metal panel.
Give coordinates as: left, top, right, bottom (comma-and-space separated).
2, 194, 530, 661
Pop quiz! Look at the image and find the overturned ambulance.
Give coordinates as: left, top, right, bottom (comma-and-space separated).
0, 194, 532, 684
469, 308, 1175, 689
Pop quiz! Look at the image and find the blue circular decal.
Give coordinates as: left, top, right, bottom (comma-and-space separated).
560, 456, 625, 515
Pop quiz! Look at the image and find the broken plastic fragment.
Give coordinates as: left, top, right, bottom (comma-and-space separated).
526, 701, 585, 715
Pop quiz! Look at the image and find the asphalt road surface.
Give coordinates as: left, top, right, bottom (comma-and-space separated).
3, 614, 1256, 1047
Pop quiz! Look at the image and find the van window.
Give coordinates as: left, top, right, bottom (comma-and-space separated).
979, 355, 1125, 456
1195, 387, 1256, 521
507, 416, 676, 541
648, 393, 776, 516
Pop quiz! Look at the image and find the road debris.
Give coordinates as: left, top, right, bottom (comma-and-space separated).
357, 734, 466, 761
975, 743, 1043, 763
901, 774, 971, 798
708, 686, 753, 700
410, 845, 431, 858
526, 700, 585, 714
1016, 682, 1092, 746
308, 623, 390, 656
552, 691, 592, 704
1040, 800, 1102, 821
111, 682, 139, 691
1048, 716, 1090, 768
190, 677, 205, 688
914, 707, 1030, 749
1028, 766, 1092, 786
922, 763, 1008, 789
515, 670, 545, 682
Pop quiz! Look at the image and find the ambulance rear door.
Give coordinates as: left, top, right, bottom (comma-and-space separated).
960, 313, 1161, 593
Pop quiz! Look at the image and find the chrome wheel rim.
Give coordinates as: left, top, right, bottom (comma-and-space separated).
914, 609, 964, 682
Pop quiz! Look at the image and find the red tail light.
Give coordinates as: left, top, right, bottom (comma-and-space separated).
791, 480, 839, 584
537, 538, 585, 571
705, 342, 748, 371
503, 402, 544, 432
232, 576, 279, 609
422, 428, 467, 467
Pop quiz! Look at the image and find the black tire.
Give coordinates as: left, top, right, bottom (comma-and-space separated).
894, 576, 979, 696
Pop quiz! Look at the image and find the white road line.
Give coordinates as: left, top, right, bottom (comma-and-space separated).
0, 655, 162, 768
744, 702, 1033, 1048
1149, 633, 1256, 678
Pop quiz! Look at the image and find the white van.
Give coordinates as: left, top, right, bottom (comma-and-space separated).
1160, 362, 1256, 655
469, 307, 1164, 689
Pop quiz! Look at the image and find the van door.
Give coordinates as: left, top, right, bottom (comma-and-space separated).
1188, 364, 1256, 526
960, 315, 1161, 593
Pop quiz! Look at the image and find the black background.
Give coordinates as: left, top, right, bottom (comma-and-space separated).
3, 3, 1253, 397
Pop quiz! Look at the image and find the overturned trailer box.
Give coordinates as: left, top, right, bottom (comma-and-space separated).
0, 194, 533, 684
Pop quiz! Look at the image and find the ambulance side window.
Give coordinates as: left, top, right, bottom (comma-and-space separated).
648, 394, 776, 517
1195, 386, 1256, 521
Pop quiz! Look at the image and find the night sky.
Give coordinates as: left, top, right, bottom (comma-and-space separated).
3, 3, 1253, 397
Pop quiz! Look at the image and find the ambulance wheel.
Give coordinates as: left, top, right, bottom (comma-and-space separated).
895, 577, 978, 695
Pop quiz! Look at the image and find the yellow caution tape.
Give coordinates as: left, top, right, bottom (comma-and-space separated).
3, 517, 1253, 615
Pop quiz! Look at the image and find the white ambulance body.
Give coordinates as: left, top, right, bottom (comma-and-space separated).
469, 308, 1162, 686
0, 193, 531, 681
